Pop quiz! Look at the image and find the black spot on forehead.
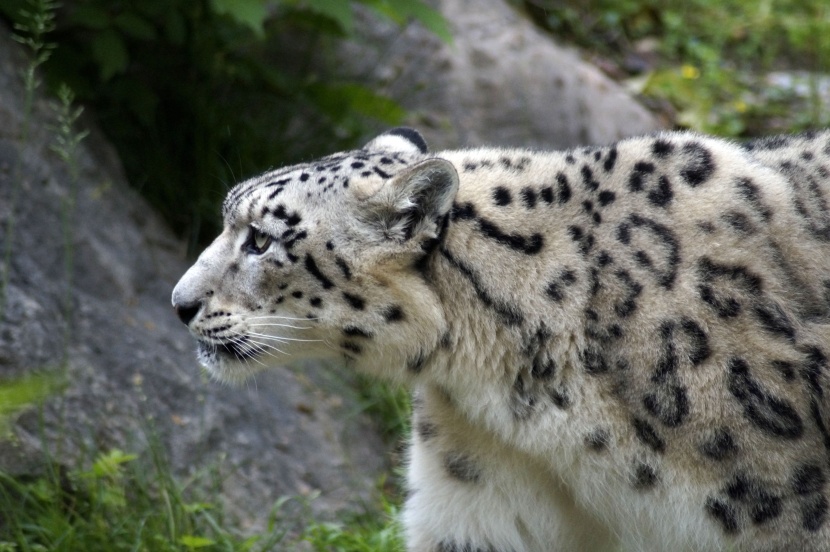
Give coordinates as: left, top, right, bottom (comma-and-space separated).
234, 149, 418, 210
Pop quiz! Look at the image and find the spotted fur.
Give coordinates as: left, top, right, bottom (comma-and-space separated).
173, 127, 830, 551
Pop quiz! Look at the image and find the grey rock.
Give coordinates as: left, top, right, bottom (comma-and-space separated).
342, 0, 663, 150
0, 26, 387, 530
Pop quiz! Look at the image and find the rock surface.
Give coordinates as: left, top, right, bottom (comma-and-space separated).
0, 26, 387, 529
343, 0, 663, 151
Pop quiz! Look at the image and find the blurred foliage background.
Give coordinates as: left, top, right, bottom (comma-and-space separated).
523, 0, 830, 134
0, 0, 449, 251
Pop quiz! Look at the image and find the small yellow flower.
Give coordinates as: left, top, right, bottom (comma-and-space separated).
734, 100, 748, 113
681, 65, 700, 79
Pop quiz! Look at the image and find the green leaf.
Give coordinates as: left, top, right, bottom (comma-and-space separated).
84, 449, 137, 479
210, 0, 269, 37
99, 484, 128, 508
183, 502, 214, 513
90, 29, 129, 81
301, 0, 354, 34
360, 0, 452, 43
179, 535, 216, 549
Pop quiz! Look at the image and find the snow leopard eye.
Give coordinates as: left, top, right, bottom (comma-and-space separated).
244, 226, 272, 255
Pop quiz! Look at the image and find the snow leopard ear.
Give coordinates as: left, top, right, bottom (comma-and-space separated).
363, 127, 429, 156
364, 158, 459, 242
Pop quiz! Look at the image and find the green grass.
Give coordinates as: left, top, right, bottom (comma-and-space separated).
355, 377, 412, 446
299, 489, 404, 552
0, 447, 275, 551
0, 372, 410, 552
0, 442, 405, 552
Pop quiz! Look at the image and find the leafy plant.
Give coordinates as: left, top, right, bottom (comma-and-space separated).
0, 443, 406, 552
50, 83, 89, 352
301, 497, 404, 552
523, 0, 830, 136
0, 446, 289, 551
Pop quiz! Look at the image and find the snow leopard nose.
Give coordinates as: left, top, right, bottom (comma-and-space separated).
174, 300, 202, 326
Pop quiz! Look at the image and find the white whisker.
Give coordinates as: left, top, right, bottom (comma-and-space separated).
243, 350, 266, 367
248, 322, 314, 330
246, 331, 322, 343
246, 345, 274, 364
224, 332, 267, 366
246, 338, 287, 356
236, 346, 261, 390
241, 347, 266, 367
246, 315, 320, 322
231, 329, 288, 355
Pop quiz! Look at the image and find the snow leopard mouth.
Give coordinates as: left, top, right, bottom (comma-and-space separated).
197, 339, 257, 364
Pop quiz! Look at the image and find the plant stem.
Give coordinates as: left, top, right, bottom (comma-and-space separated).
0, 0, 57, 321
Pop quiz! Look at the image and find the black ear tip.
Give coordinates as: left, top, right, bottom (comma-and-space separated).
386, 127, 428, 154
